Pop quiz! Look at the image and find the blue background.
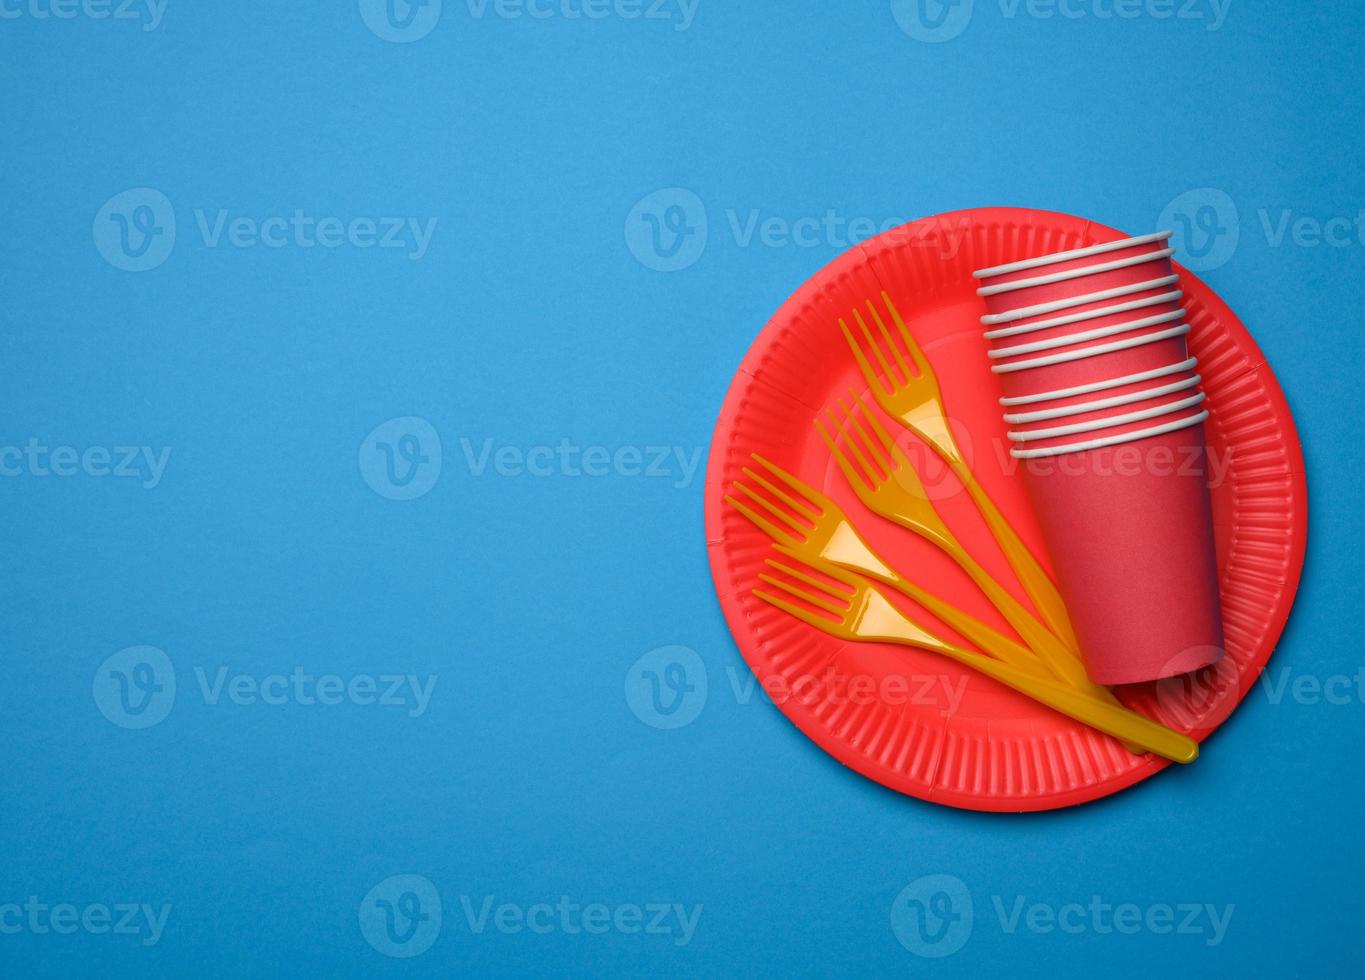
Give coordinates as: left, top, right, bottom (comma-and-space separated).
1, 0, 1358, 975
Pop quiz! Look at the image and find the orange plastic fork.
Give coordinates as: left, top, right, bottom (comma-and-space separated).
841, 292, 1079, 652
753, 550, 1196, 764
725, 454, 1052, 682
816, 391, 1091, 691
726, 453, 1140, 751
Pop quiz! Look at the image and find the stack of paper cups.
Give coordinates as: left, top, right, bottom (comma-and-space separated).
973, 232, 1224, 685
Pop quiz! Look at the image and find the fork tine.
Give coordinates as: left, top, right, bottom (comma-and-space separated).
852, 309, 899, 388
724, 494, 800, 545
771, 544, 864, 590
814, 415, 873, 492
840, 319, 890, 398
825, 403, 883, 483
763, 557, 854, 603
852, 390, 929, 498
853, 389, 899, 458
753, 589, 841, 631
740, 466, 819, 521
881, 292, 931, 375
758, 572, 848, 615
730, 482, 807, 535
837, 394, 892, 476
749, 454, 831, 511
866, 301, 914, 383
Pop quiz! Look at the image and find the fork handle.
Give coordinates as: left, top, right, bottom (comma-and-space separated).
879, 571, 1052, 681
944, 540, 1092, 689
926, 638, 1198, 765
930, 537, 1144, 752
949, 458, 1080, 652
879, 556, 1146, 758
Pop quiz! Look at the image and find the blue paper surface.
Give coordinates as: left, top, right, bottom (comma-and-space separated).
1, 1, 1358, 975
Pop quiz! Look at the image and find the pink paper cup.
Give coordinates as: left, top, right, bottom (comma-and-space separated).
977, 234, 1189, 403
1013, 419, 1224, 685
973, 232, 1225, 685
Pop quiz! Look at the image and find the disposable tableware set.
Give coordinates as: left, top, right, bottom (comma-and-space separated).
707, 209, 1306, 809
721, 223, 1290, 772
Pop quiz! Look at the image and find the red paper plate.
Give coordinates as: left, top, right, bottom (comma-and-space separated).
704, 207, 1307, 812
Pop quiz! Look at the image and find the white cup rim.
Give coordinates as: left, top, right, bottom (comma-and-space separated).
1010, 410, 1209, 459
999, 357, 1198, 407
976, 247, 1175, 298
989, 308, 1186, 361
973, 231, 1172, 280
984, 289, 1183, 340
1003, 373, 1202, 425
1009, 391, 1206, 443
981, 274, 1181, 326
991, 323, 1190, 374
